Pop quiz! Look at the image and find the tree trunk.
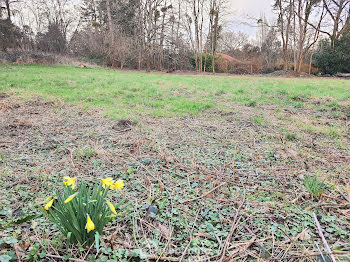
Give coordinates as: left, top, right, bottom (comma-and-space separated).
138, 47, 142, 71
5, 0, 11, 22
212, 8, 219, 73
106, 0, 115, 67
146, 44, 151, 72
293, 3, 297, 72
308, 46, 315, 74
106, 0, 114, 44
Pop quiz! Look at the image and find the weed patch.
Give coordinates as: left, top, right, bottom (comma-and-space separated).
285, 133, 298, 141
303, 175, 328, 199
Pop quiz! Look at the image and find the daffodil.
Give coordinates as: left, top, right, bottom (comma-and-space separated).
64, 192, 78, 203
85, 215, 95, 232
44, 199, 54, 210
106, 201, 117, 215
113, 180, 124, 190
43, 196, 53, 204
63, 176, 77, 189
101, 177, 114, 188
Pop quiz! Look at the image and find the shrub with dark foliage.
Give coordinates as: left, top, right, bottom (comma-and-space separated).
0, 19, 22, 51
36, 23, 67, 54
190, 54, 219, 72
313, 30, 350, 75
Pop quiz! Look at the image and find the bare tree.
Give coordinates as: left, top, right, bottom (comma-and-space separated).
190, 0, 206, 72
218, 31, 249, 53
274, 0, 294, 70
294, 0, 321, 72
322, 0, 350, 46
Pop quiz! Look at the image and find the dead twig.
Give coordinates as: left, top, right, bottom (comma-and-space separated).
313, 212, 336, 262
346, 184, 350, 202
148, 256, 180, 261
179, 209, 201, 262
183, 182, 226, 203
46, 254, 87, 262
218, 200, 245, 262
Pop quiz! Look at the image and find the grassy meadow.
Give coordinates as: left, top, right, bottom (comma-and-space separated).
0, 64, 349, 261
0, 64, 349, 119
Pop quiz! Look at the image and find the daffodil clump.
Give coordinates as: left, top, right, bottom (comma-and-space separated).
42, 176, 125, 245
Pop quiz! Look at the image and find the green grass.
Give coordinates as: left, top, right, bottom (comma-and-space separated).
0, 64, 349, 119
251, 117, 264, 125
285, 133, 298, 141
303, 175, 328, 199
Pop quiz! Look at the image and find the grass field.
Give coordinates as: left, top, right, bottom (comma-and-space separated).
1, 64, 349, 119
0, 64, 349, 261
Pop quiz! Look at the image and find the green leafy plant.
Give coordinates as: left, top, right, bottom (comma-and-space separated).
346, 109, 350, 119
245, 100, 257, 107
286, 133, 298, 141
74, 148, 97, 160
303, 176, 327, 199
41, 176, 126, 246
0, 153, 5, 164
251, 117, 263, 125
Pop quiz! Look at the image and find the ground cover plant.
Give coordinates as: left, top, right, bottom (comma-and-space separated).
0, 64, 349, 261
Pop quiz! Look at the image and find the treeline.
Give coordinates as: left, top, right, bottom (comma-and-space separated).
0, 0, 349, 74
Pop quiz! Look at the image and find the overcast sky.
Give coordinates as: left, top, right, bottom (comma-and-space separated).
227, 0, 276, 37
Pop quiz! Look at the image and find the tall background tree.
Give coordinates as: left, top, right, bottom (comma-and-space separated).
0, 0, 349, 74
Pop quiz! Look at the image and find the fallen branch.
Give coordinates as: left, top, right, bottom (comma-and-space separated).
313, 212, 337, 262
219, 200, 245, 262
148, 256, 180, 261
183, 182, 226, 203
346, 184, 350, 202
46, 254, 87, 262
179, 209, 201, 262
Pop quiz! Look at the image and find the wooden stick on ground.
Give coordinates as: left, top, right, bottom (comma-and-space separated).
312, 212, 337, 262
218, 200, 245, 262
346, 184, 350, 202
179, 209, 201, 262
183, 182, 226, 203
46, 254, 87, 262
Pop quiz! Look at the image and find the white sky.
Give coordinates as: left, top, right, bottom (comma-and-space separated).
227, 0, 276, 37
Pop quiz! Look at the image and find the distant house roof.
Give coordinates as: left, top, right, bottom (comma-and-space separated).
217, 53, 245, 64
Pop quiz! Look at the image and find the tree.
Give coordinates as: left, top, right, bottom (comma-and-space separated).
322, 0, 350, 47
313, 28, 350, 74
274, 0, 294, 70
36, 23, 67, 53
189, 0, 206, 72
0, 18, 22, 51
261, 28, 282, 70
218, 31, 249, 53
294, 0, 322, 73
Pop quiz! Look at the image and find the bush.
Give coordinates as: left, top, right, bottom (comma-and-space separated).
313, 30, 350, 75
36, 23, 67, 54
42, 176, 126, 245
190, 53, 219, 72
0, 19, 22, 51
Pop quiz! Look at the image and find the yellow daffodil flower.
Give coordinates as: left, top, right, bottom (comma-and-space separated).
63, 176, 77, 189
44, 199, 54, 210
101, 177, 114, 188
43, 196, 53, 204
64, 192, 78, 203
85, 215, 95, 232
106, 201, 117, 215
113, 180, 124, 190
